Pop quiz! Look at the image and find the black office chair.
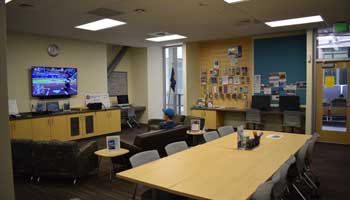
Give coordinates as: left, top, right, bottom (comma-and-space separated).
127, 106, 139, 128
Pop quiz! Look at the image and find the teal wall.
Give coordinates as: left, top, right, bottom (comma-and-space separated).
254, 35, 307, 105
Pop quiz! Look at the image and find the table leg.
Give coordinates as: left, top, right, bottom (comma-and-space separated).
152, 189, 157, 200
109, 159, 113, 181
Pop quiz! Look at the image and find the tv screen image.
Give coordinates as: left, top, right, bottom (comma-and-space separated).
32, 66, 77, 97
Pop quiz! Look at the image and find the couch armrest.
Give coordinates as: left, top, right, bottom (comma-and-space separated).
75, 141, 98, 177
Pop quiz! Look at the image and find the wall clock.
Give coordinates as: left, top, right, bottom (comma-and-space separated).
47, 44, 59, 57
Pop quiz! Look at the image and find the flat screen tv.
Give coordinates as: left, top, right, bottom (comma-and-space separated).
31, 66, 77, 97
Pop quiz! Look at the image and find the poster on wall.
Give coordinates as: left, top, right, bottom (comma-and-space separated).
263, 87, 272, 95
278, 72, 287, 87
254, 75, 261, 94
285, 84, 297, 96
269, 73, 280, 87
296, 81, 306, 89
85, 92, 111, 108
213, 59, 220, 69
227, 46, 242, 58
272, 95, 279, 101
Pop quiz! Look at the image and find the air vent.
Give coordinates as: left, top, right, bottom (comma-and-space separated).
87, 8, 123, 17
148, 32, 172, 37
235, 18, 261, 26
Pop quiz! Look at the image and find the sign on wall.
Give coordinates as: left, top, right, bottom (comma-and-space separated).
108, 71, 128, 96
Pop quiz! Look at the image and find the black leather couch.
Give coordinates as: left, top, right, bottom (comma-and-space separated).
116, 126, 189, 166
11, 139, 98, 183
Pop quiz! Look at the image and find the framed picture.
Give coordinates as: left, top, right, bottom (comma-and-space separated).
106, 136, 120, 151
191, 119, 201, 131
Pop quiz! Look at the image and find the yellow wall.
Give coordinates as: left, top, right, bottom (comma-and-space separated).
184, 42, 201, 114
7, 32, 108, 112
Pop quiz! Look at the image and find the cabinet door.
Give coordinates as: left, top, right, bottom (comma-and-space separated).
191, 110, 204, 118
51, 116, 69, 141
81, 113, 95, 135
204, 110, 218, 129
109, 110, 121, 133
32, 117, 52, 140
11, 120, 33, 139
68, 114, 82, 139
95, 111, 109, 135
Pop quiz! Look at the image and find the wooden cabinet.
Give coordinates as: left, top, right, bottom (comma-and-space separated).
191, 109, 222, 129
10, 109, 121, 141
95, 110, 121, 134
51, 116, 69, 141
10, 119, 32, 139
32, 117, 52, 140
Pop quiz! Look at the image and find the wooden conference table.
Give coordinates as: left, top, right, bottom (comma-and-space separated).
117, 130, 311, 200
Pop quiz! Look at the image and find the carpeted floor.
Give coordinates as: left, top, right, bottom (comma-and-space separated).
13, 127, 350, 200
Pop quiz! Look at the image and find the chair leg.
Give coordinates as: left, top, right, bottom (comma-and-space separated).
304, 172, 318, 189
300, 175, 313, 190
292, 183, 307, 200
133, 184, 138, 200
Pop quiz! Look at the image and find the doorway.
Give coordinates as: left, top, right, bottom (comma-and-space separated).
316, 61, 350, 144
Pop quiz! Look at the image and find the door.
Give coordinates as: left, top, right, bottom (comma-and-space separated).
32, 117, 52, 140
11, 120, 32, 139
95, 111, 109, 135
51, 116, 69, 141
316, 61, 350, 144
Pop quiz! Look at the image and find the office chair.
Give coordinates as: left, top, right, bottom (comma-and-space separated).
272, 156, 296, 200
218, 126, 234, 137
165, 141, 189, 156
251, 172, 280, 200
245, 109, 262, 130
282, 111, 302, 133
127, 106, 139, 128
203, 131, 220, 143
130, 150, 160, 200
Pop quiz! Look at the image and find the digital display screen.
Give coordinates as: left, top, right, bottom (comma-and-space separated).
31, 66, 77, 97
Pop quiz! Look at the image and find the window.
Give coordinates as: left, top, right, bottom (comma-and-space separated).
164, 46, 184, 115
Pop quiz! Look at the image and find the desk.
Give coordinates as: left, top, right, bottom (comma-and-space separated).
117, 130, 310, 200
116, 106, 146, 119
191, 107, 305, 131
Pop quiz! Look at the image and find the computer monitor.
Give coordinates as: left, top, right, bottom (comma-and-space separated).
117, 95, 129, 106
279, 96, 300, 111
251, 95, 271, 110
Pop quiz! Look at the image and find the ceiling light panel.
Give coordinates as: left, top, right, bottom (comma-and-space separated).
224, 0, 248, 4
5, 0, 13, 4
265, 15, 324, 27
75, 18, 126, 31
146, 34, 187, 42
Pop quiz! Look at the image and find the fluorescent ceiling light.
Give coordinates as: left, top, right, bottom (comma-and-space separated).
265, 15, 323, 27
146, 34, 187, 42
5, 0, 13, 4
224, 0, 247, 3
75, 18, 126, 31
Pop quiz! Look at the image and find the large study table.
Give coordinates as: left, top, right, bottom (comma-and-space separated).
117, 130, 311, 200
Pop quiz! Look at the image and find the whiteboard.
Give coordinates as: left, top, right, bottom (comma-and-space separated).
108, 72, 128, 96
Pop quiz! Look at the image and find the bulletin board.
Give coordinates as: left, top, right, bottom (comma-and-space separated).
253, 35, 307, 105
108, 71, 128, 97
199, 37, 253, 108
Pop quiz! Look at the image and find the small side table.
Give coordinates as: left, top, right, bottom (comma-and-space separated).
186, 130, 206, 146
94, 148, 129, 181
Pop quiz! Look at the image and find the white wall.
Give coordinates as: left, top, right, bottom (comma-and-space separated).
147, 46, 164, 119
7, 32, 108, 112
0, 1, 15, 199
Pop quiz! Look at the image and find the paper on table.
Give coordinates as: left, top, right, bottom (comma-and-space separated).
9, 100, 19, 115
266, 134, 283, 139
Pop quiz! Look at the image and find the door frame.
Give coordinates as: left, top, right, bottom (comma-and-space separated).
316, 60, 350, 144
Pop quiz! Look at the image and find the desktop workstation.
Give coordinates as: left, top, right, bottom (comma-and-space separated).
1, 1, 350, 200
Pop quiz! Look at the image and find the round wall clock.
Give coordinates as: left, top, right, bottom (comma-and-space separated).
47, 44, 59, 57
